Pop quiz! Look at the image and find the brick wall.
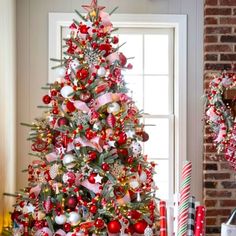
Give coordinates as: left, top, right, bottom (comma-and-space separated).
204, 0, 236, 235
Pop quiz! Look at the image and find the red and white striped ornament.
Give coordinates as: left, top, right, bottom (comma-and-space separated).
107, 113, 116, 128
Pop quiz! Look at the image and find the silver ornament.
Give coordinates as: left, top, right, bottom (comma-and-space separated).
97, 67, 106, 77
62, 154, 76, 169
144, 226, 153, 236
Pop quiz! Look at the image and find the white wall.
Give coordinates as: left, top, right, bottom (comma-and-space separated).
16, 0, 204, 201
0, 0, 16, 231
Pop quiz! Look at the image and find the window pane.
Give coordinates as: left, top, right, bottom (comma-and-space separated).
143, 118, 169, 158
144, 76, 170, 115
124, 75, 143, 110
118, 34, 143, 75
151, 159, 169, 200
144, 34, 169, 75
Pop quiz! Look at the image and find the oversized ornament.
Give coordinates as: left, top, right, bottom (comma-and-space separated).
68, 212, 80, 226
107, 102, 121, 114
134, 220, 148, 234
62, 154, 76, 168
35, 227, 53, 236
94, 218, 105, 229
65, 196, 78, 210
60, 85, 74, 98
97, 67, 106, 77
130, 141, 142, 156
55, 214, 67, 225
79, 91, 91, 102
42, 95, 51, 104
57, 117, 69, 127
107, 113, 116, 128
107, 220, 121, 234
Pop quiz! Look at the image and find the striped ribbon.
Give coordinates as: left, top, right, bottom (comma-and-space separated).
177, 161, 192, 236
187, 196, 196, 236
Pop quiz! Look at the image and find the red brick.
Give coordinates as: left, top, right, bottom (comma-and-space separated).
205, 17, 218, 24
205, 26, 232, 34
204, 181, 218, 188
220, 200, 236, 207
205, 44, 232, 52
220, 0, 236, 6
220, 162, 233, 170
221, 181, 236, 188
204, 144, 218, 153
221, 54, 236, 61
220, 17, 236, 24
205, 35, 218, 43
205, 190, 232, 198
205, 8, 232, 15
206, 227, 221, 234
205, 63, 232, 70
204, 154, 225, 162
205, 0, 218, 5
205, 172, 231, 180
234, 9, 236, 15
220, 217, 228, 224
206, 218, 217, 225
206, 209, 232, 217
204, 163, 218, 170
221, 35, 236, 42
204, 199, 218, 207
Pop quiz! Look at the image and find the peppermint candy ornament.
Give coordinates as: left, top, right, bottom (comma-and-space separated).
144, 226, 153, 236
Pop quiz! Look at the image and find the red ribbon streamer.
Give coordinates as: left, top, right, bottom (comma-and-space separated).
160, 200, 167, 236
194, 206, 205, 236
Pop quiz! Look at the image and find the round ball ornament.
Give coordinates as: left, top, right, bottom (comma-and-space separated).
88, 151, 97, 161
129, 178, 140, 189
35, 227, 53, 236
57, 117, 69, 127
88, 173, 97, 184
60, 85, 74, 98
94, 218, 105, 229
62, 154, 76, 169
68, 212, 80, 226
134, 220, 148, 234
57, 67, 66, 78
55, 214, 67, 225
89, 205, 97, 214
102, 163, 109, 171
79, 91, 91, 102
107, 102, 121, 114
130, 141, 142, 156
77, 68, 89, 80
66, 101, 76, 113
117, 132, 127, 145
42, 95, 51, 104
107, 220, 121, 234
97, 67, 106, 77
65, 196, 78, 210
141, 131, 149, 142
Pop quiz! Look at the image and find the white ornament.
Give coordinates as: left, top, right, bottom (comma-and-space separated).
129, 179, 140, 189
139, 171, 147, 183
49, 163, 59, 179
126, 129, 135, 138
60, 85, 74, 98
144, 226, 153, 236
107, 102, 121, 114
70, 59, 80, 70
57, 67, 66, 78
68, 211, 80, 226
94, 174, 103, 183
63, 154, 76, 169
55, 214, 67, 225
130, 141, 142, 156
35, 227, 53, 236
97, 67, 106, 77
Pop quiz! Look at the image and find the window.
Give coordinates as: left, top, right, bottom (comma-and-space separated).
49, 13, 187, 204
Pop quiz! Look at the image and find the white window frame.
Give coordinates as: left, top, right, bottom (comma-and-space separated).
48, 13, 187, 198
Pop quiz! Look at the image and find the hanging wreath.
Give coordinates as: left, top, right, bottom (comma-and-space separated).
205, 71, 236, 170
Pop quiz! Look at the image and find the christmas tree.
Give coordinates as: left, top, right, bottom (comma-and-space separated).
11, 1, 158, 235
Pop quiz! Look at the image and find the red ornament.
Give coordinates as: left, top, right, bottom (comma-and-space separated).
101, 163, 109, 171
64, 223, 71, 232
79, 91, 91, 102
128, 210, 141, 220
52, 107, 59, 115
11, 210, 22, 223
117, 148, 128, 157
51, 90, 57, 97
57, 117, 69, 127
85, 129, 96, 140
88, 151, 97, 161
66, 101, 76, 113
88, 173, 97, 184
107, 220, 121, 234
65, 196, 78, 210
141, 131, 149, 142
89, 205, 97, 214
77, 68, 89, 80
133, 220, 148, 234
117, 132, 127, 145
79, 24, 89, 34
95, 83, 108, 94
119, 53, 127, 67
112, 36, 119, 44
32, 139, 47, 152
107, 113, 116, 128
99, 44, 112, 57
94, 218, 105, 229
42, 95, 51, 104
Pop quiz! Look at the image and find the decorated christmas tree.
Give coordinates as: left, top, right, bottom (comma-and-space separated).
11, 1, 158, 235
